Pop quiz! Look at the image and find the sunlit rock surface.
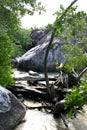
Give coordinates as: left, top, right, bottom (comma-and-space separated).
0, 85, 26, 130
14, 100, 58, 130
15, 99, 87, 130
18, 33, 64, 72
0, 86, 11, 113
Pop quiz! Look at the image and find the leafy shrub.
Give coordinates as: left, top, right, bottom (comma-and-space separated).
13, 28, 33, 57
0, 34, 14, 87
65, 81, 87, 117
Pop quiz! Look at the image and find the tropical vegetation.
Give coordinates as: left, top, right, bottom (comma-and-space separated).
0, 0, 87, 117
0, 0, 44, 87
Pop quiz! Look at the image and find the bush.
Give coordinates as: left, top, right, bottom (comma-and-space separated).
13, 28, 33, 57
65, 81, 87, 117
0, 34, 14, 87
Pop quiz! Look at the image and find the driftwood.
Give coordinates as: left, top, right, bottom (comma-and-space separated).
11, 68, 86, 101
14, 74, 56, 81
8, 80, 72, 101
8, 84, 49, 100
25, 104, 54, 110
9, 67, 87, 118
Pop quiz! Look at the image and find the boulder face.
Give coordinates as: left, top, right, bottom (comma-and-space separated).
17, 26, 87, 72
30, 27, 50, 45
18, 33, 64, 72
0, 85, 26, 130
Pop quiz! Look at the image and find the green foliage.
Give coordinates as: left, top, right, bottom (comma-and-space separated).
65, 81, 87, 117
0, 0, 44, 16
63, 45, 87, 73
13, 28, 33, 57
54, 5, 87, 73
0, 34, 14, 87
0, 0, 44, 87
54, 6, 87, 38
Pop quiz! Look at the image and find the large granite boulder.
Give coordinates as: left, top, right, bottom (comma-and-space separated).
17, 26, 87, 72
0, 85, 26, 130
18, 33, 64, 72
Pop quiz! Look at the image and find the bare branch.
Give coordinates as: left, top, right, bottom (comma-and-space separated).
77, 67, 87, 81
24, 104, 54, 110
64, 0, 78, 14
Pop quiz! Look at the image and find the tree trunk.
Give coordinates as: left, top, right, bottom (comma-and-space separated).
44, 0, 78, 97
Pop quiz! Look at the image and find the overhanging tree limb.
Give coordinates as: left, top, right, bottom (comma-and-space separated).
44, 0, 78, 96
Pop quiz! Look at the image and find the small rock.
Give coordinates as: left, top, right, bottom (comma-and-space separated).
28, 70, 40, 76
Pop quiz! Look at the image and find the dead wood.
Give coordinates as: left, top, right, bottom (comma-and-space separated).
14, 75, 56, 82
10, 66, 87, 117
53, 99, 66, 117
25, 104, 54, 110
77, 67, 87, 81
54, 68, 87, 88
8, 84, 49, 100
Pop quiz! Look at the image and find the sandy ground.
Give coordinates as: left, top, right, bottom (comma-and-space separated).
14, 99, 87, 130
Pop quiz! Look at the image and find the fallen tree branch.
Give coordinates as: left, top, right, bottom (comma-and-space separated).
14, 75, 56, 81
24, 104, 54, 110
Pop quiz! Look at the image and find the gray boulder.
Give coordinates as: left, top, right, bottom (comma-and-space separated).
18, 34, 64, 72
30, 27, 50, 45
0, 85, 26, 130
